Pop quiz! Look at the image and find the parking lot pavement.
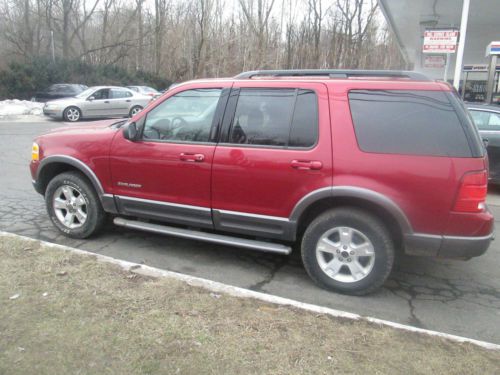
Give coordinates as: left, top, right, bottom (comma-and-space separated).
1, 120, 499, 344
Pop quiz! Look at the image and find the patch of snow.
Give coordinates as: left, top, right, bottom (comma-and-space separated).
0, 99, 44, 117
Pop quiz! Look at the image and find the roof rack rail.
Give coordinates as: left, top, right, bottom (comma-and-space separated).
234, 69, 430, 81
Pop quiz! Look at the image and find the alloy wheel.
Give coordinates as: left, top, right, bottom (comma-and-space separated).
52, 185, 88, 229
66, 108, 80, 121
315, 226, 375, 283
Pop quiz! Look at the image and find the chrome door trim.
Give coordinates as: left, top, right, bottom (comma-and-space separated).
116, 195, 211, 212
216, 209, 289, 222
115, 195, 213, 229
212, 208, 295, 241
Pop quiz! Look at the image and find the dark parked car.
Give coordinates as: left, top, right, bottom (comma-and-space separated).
30, 70, 493, 295
32, 84, 88, 103
467, 103, 500, 183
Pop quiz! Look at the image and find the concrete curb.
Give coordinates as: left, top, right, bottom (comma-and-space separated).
2, 231, 499, 351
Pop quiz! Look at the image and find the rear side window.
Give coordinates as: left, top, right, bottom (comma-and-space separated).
348, 90, 472, 157
110, 89, 132, 99
228, 88, 318, 148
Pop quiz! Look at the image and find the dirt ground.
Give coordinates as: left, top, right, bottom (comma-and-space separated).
1, 235, 499, 375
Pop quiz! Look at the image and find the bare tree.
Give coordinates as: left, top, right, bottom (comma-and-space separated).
0, 0, 406, 80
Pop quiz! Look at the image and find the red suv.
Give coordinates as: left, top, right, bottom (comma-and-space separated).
30, 70, 494, 295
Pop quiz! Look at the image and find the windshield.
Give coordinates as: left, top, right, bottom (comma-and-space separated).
75, 88, 96, 98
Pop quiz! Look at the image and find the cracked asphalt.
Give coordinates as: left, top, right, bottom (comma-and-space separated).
1, 119, 499, 343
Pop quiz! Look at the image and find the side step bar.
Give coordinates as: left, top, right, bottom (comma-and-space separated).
113, 217, 292, 255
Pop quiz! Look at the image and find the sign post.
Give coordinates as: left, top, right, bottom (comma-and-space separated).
443, 53, 450, 82
486, 42, 500, 103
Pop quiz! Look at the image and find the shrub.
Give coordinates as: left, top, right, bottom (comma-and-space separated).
0, 57, 172, 100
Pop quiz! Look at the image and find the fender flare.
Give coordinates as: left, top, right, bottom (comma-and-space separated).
37, 155, 104, 196
289, 186, 413, 235
36, 155, 118, 213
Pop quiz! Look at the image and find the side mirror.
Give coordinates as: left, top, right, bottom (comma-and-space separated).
87, 96, 95, 101
123, 122, 138, 141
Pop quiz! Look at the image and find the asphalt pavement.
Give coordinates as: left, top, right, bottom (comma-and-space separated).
1, 118, 499, 344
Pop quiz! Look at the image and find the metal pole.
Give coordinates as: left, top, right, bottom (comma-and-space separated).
444, 53, 450, 82
462, 71, 468, 99
453, 0, 470, 90
50, 30, 55, 63
486, 55, 498, 104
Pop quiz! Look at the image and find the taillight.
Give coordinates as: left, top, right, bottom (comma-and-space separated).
453, 170, 488, 213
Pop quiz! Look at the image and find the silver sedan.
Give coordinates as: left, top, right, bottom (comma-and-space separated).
43, 86, 152, 122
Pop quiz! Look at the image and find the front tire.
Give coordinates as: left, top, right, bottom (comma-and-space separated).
301, 208, 394, 295
63, 106, 81, 122
45, 172, 106, 239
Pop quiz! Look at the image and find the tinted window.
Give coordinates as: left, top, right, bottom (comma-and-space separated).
228, 88, 318, 148
143, 88, 221, 143
92, 89, 109, 100
110, 89, 132, 99
229, 89, 295, 146
289, 90, 318, 147
348, 90, 472, 157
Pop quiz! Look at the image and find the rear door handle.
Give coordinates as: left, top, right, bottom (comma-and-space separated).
291, 160, 322, 170
180, 153, 205, 162
104, 100, 110, 104
126, 100, 131, 102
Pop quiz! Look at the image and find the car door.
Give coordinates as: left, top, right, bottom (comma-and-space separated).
211, 82, 332, 240
109, 83, 231, 228
470, 108, 500, 182
109, 88, 134, 116
81, 88, 111, 117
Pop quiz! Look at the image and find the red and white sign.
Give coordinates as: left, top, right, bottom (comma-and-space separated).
423, 30, 458, 53
424, 55, 446, 68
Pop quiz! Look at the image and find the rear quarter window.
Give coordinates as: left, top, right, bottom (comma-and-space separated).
348, 90, 473, 157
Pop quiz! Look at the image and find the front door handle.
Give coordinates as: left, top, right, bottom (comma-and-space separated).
104, 100, 110, 103
126, 100, 131, 102
291, 160, 322, 170
180, 153, 205, 162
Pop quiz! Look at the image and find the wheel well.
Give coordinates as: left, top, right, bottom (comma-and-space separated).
296, 197, 404, 252
37, 162, 84, 195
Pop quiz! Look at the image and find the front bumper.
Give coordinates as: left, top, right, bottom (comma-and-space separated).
32, 179, 44, 195
43, 107, 64, 119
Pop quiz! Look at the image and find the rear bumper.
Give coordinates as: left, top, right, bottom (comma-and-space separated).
404, 232, 494, 259
439, 233, 493, 258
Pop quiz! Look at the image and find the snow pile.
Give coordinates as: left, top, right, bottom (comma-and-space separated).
0, 100, 44, 117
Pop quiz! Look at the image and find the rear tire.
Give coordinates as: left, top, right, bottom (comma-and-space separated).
129, 106, 143, 117
301, 208, 394, 295
45, 172, 106, 239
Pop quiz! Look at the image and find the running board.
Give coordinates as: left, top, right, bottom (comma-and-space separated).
113, 217, 292, 255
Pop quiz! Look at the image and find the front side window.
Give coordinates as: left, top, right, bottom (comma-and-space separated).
92, 89, 109, 100
142, 88, 221, 143
348, 90, 472, 157
228, 88, 318, 148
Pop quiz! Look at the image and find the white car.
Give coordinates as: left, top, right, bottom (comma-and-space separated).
126, 85, 161, 99
43, 86, 152, 122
